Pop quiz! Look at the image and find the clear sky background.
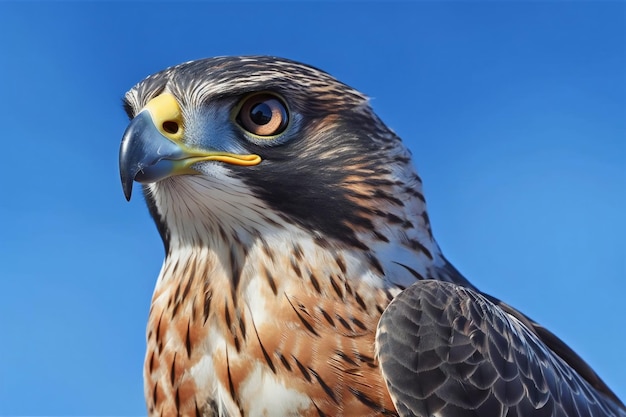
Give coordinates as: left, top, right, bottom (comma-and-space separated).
0, 2, 624, 415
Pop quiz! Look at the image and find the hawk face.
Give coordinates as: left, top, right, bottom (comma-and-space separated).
120, 56, 429, 257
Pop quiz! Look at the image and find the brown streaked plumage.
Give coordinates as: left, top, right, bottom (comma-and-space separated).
119, 56, 625, 417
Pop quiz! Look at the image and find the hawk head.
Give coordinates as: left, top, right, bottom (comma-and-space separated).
120, 56, 456, 287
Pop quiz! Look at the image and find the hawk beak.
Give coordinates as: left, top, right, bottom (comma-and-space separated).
119, 93, 262, 201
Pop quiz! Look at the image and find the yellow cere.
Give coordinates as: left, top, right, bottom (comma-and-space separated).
143, 93, 184, 142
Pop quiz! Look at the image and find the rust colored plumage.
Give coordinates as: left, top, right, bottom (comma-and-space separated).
144, 230, 399, 416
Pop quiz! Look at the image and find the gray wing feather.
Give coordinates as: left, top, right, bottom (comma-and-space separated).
376, 280, 626, 417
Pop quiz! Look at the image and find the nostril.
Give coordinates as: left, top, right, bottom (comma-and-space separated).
162, 121, 179, 134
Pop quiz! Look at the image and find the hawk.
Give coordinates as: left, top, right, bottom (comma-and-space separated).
119, 56, 625, 417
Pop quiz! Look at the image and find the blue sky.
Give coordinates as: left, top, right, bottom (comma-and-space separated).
0, 2, 624, 414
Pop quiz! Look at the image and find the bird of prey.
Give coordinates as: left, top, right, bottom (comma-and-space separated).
119, 56, 625, 417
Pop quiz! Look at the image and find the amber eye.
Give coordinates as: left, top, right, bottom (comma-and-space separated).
237, 93, 289, 137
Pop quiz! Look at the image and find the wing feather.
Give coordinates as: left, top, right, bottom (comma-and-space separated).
376, 280, 626, 417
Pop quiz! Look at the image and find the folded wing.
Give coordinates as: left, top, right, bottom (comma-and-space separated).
376, 280, 626, 417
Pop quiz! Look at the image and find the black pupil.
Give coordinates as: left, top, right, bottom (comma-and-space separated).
250, 102, 273, 125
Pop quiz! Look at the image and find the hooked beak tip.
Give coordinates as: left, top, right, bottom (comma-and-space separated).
122, 179, 133, 201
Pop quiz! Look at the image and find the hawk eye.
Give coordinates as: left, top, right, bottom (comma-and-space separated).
237, 93, 288, 137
